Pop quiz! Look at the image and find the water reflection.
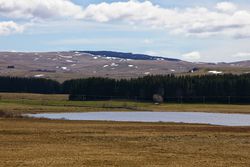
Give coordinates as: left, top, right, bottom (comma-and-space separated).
28, 112, 250, 126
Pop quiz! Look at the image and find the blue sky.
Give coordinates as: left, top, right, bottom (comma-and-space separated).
0, 0, 250, 62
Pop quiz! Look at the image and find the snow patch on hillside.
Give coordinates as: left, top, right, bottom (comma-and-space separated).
208, 70, 223, 74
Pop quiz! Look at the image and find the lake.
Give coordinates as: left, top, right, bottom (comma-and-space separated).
27, 112, 250, 126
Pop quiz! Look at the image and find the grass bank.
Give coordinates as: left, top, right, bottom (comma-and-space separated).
1, 93, 250, 116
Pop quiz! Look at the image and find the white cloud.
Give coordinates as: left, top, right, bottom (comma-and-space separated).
1, 1, 250, 38
232, 52, 250, 58
144, 51, 159, 56
80, 1, 250, 38
182, 51, 201, 61
143, 39, 153, 44
0, 0, 84, 20
216, 2, 237, 12
0, 21, 24, 36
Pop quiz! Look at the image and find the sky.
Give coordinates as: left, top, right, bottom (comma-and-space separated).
0, 0, 250, 62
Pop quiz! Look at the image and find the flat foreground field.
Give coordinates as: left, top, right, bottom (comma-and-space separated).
0, 93, 250, 167
1, 119, 250, 167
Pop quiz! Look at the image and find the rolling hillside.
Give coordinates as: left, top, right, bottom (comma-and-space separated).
0, 51, 249, 81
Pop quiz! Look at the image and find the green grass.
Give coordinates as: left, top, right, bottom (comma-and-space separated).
1, 93, 250, 115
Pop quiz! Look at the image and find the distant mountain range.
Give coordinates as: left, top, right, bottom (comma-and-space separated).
0, 51, 249, 81
81, 51, 180, 61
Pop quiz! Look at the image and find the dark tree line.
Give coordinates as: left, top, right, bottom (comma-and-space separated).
63, 74, 250, 103
1, 74, 250, 103
0, 76, 60, 94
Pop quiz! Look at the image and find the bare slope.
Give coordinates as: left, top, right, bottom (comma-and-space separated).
0, 51, 249, 81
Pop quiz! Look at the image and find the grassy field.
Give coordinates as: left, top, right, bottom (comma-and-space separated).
0, 93, 250, 167
1, 118, 250, 167
1, 93, 250, 115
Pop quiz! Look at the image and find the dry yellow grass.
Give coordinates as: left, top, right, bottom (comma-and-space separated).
0, 93, 68, 101
0, 118, 250, 167
1, 93, 250, 166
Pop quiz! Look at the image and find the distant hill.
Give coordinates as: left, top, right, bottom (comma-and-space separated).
81, 51, 180, 61
0, 51, 249, 82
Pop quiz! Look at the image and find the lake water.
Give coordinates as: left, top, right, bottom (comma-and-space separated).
28, 112, 250, 126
